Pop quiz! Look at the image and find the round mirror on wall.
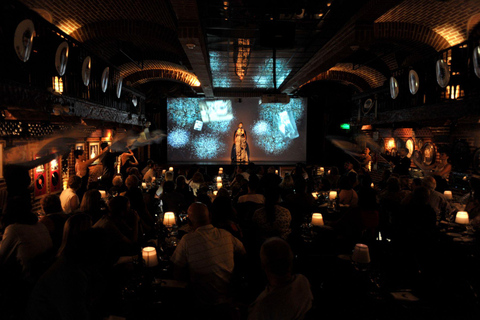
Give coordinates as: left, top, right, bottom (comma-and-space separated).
14, 19, 35, 62
390, 77, 399, 99
55, 42, 69, 76
82, 56, 92, 86
116, 77, 123, 98
408, 70, 419, 95
473, 46, 480, 79
436, 59, 450, 88
101, 67, 109, 93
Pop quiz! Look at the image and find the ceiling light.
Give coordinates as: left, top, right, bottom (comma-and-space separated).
327, 2, 332, 6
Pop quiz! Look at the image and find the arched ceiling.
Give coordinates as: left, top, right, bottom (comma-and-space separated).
15, 0, 480, 99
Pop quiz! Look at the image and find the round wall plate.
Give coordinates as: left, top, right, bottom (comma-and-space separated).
390, 76, 399, 99
474, 46, 480, 79
55, 41, 69, 76
436, 59, 450, 88
14, 19, 35, 62
116, 77, 123, 98
82, 56, 92, 86
408, 70, 419, 94
101, 67, 109, 92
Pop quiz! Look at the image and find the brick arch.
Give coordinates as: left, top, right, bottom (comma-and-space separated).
121, 61, 200, 87
467, 13, 480, 39
70, 20, 180, 54
330, 63, 386, 89
374, 22, 450, 52
302, 70, 371, 92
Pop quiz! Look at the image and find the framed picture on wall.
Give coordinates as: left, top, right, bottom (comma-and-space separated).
89, 142, 100, 161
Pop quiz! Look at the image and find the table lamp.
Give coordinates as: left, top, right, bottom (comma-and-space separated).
329, 191, 337, 201
444, 190, 453, 200
352, 243, 370, 264
142, 246, 158, 267
311, 213, 324, 226
163, 211, 176, 227
455, 211, 469, 224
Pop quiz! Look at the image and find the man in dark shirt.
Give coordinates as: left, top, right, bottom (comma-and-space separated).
99, 142, 121, 190
385, 147, 411, 176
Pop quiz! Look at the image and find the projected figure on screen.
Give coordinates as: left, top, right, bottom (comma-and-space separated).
231, 122, 249, 163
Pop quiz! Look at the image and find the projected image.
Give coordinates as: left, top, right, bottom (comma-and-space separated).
167, 97, 306, 162
199, 100, 233, 123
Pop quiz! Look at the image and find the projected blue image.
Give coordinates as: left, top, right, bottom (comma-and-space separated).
167, 97, 306, 162
250, 99, 305, 155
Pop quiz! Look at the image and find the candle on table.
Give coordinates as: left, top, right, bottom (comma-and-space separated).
275, 170, 279, 175
444, 190, 453, 200
168, 167, 173, 171
216, 176, 222, 182
352, 243, 370, 264
163, 211, 176, 226
142, 247, 158, 267
311, 213, 324, 226
142, 182, 147, 189
162, 169, 166, 175
371, 183, 374, 188
455, 211, 469, 224
213, 190, 218, 196
311, 192, 318, 199
329, 191, 337, 201
217, 182, 223, 189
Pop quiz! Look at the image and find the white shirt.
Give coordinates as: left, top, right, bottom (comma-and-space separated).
59, 188, 79, 214
171, 224, 245, 305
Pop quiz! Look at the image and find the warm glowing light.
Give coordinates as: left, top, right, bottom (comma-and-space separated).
120, 61, 201, 87
57, 19, 82, 35
217, 182, 223, 189
329, 191, 337, 200
444, 190, 453, 200
142, 247, 158, 267
311, 213, 324, 226
163, 212, 176, 226
387, 138, 395, 151
52, 76, 63, 94
169, 167, 173, 171
433, 24, 465, 46
235, 38, 251, 81
455, 211, 469, 224
216, 176, 222, 182
213, 190, 218, 196
361, 125, 372, 130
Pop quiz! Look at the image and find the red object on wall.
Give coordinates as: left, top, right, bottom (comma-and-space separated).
34, 157, 46, 197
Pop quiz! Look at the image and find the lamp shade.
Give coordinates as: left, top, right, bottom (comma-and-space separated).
169, 167, 174, 171
216, 176, 222, 182
163, 211, 176, 226
311, 192, 318, 199
455, 211, 469, 224
352, 243, 370, 264
142, 246, 158, 267
217, 182, 223, 189
329, 191, 337, 201
311, 213, 324, 226
444, 190, 453, 200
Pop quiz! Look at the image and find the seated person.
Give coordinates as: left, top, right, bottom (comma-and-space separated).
171, 202, 246, 310
248, 237, 313, 320
237, 176, 265, 205
109, 175, 127, 197
39, 194, 68, 253
160, 181, 187, 214
338, 176, 359, 207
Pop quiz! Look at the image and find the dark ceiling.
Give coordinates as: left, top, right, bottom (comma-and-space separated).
14, 0, 479, 100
